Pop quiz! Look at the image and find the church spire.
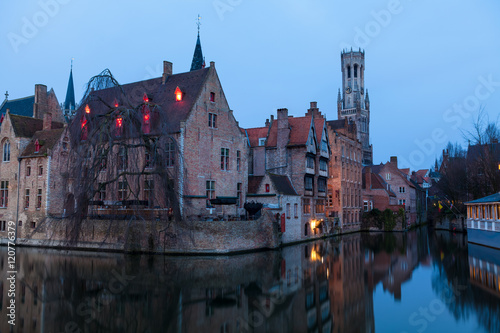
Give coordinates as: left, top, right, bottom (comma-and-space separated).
64, 59, 76, 115
190, 15, 205, 71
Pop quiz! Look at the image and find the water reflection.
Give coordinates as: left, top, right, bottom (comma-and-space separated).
0, 228, 499, 332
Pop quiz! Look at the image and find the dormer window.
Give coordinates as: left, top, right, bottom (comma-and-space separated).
34, 140, 40, 153
85, 104, 90, 114
210, 92, 215, 102
175, 87, 183, 101
81, 116, 88, 141
258, 138, 266, 146
115, 117, 123, 136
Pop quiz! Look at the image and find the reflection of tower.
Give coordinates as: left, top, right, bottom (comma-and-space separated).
337, 49, 373, 165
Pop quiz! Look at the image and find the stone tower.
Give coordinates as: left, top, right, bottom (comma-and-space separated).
337, 49, 373, 165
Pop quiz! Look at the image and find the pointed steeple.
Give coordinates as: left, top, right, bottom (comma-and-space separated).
64, 59, 75, 113
365, 89, 369, 103
190, 15, 205, 71
337, 88, 341, 104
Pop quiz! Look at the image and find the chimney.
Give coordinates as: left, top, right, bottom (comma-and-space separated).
390, 156, 398, 168
162, 61, 173, 84
43, 112, 52, 130
33, 84, 48, 119
364, 167, 372, 189
276, 108, 290, 166
306, 101, 321, 118
210, 61, 215, 68
270, 115, 274, 123
265, 119, 270, 127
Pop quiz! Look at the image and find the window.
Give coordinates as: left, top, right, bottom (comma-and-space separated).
320, 159, 327, 171
303, 199, 311, 214
221, 148, 229, 170
18, 220, 22, 226
399, 186, 406, 193
286, 203, 291, 219
38, 165, 43, 176
237, 183, 242, 208
206, 181, 215, 199
321, 136, 328, 152
26, 166, 31, 176
318, 178, 326, 192
31, 221, 36, 228
3, 141, 10, 162
364, 201, 369, 212
306, 156, 315, 169
210, 92, 215, 102
265, 184, 270, 192
166, 140, 175, 167
118, 179, 128, 201
0, 181, 8, 207
316, 200, 325, 214
145, 146, 153, 169
209, 113, 217, 128
386, 173, 391, 180
354, 64, 358, 78
25, 189, 30, 209
118, 146, 127, 170
347, 65, 351, 79
81, 116, 88, 141
294, 203, 298, 218
98, 147, 107, 170
36, 189, 42, 209
399, 199, 406, 205
0, 221, 5, 231
98, 183, 106, 202
305, 176, 313, 191
258, 138, 266, 146
144, 178, 154, 207
115, 116, 123, 136
236, 150, 241, 172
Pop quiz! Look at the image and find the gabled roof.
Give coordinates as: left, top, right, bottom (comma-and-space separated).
72, 68, 211, 135
20, 128, 65, 157
0, 96, 35, 117
266, 116, 312, 148
466, 192, 500, 204
399, 168, 410, 176
247, 174, 298, 196
369, 172, 396, 197
268, 174, 297, 196
245, 126, 269, 147
9, 114, 64, 138
314, 118, 326, 144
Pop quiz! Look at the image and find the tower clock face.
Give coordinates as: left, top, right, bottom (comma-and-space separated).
345, 87, 352, 94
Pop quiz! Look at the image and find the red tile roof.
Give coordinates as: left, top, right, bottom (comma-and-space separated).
10, 114, 64, 138
245, 126, 269, 147
265, 116, 312, 148
314, 118, 325, 144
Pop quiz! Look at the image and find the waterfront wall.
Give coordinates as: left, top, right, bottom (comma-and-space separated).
10, 210, 281, 254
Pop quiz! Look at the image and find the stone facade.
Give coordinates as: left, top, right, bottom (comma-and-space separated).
326, 119, 363, 231
338, 50, 372, 165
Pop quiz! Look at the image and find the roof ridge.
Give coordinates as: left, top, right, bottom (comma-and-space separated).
3, 95, 35, 103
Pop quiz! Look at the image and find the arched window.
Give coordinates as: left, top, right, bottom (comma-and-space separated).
347, 65, 351, 79
3, 140, 10, 162
354, 64, 358, 78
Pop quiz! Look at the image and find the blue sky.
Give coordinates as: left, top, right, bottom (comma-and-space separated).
1, 0, 499, 170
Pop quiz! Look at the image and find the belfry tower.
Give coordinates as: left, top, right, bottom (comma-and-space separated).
337, 49, 373, 165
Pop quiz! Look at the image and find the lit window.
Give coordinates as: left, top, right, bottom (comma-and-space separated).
142, 105, 150, 134
175, 86, 183, 101
221, 148, 229, 170
209, 113, 217, 128
3, 141, 10, 161
115, 117, 123, 136
85, 104, 90, 114
303, 198, 311, 214
81, 116, 88, 140
316, 200, 325, 214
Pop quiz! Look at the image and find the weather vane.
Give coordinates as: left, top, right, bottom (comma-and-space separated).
197, 14, 201, 35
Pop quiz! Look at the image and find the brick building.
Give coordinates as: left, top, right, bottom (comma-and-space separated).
52, 56, 248, 221
246, 102, 331, 239
326, 118, 363, 230
0, 85, 64, 239
362, 166, 398, 213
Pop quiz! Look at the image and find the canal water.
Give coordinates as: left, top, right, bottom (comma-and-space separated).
0, 227, 499, 333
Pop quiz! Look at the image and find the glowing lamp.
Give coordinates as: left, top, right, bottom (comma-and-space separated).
81, 118, 87, 128
143, 93, 149, 103
114, 98, 119, 108
85, 104, 90, 114
116, 117, 122, 128
175, 86, 182, 101
144, 114, 150, 121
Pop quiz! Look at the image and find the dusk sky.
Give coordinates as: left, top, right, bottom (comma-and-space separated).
1, 0, 499, 170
